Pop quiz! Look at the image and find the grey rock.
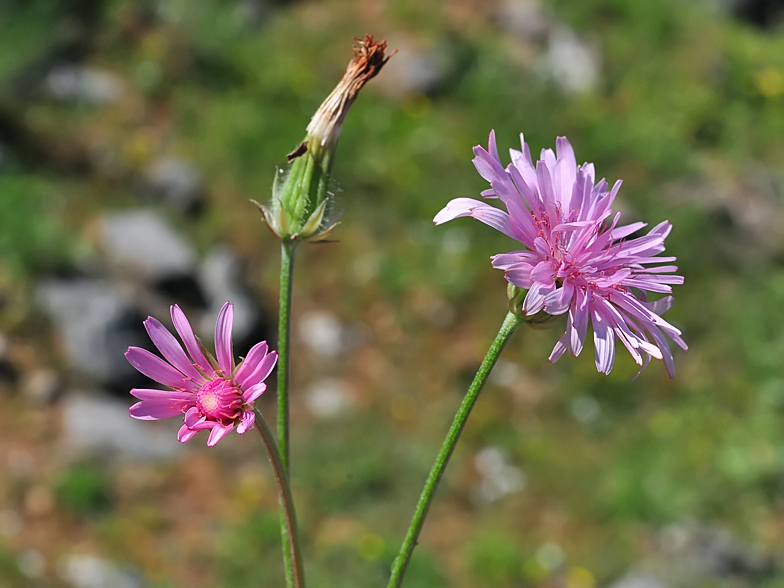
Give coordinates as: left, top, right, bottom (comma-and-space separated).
62, 394, 181, 461
198, 245, 257, 341
473, 447, 526, 503
497, 0, 551, 41
374, 37, 448, 96
305, 378, 355, 419
17, 549, 46, 580
298, 310, 344, 358
608, 574, 670, 588
539, 26, 600, 94
21, 369, 61, 404
61, 554, 143, 588
101, 210, 196, 280
0, 509, 23, 538
658, 523, 773, 578
36, 279, 142, 384
44, 65, 124, 105
138, 158, 203, 213
233, 0, 270, 29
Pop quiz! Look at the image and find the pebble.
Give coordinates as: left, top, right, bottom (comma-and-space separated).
100, 210, 196, 281
62, 393, 182, 461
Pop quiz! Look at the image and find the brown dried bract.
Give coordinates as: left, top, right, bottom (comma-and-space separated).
302, 34, 394, 157
286, 141, 308, 162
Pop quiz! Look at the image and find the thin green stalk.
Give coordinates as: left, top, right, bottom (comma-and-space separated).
254, 408, 306, 588
277, 239, 297, 588
278, 239, 297, 470
387, 311, 523, 588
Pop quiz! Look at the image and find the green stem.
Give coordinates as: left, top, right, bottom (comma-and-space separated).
254, 408, 306, 588
387, 311, 523, 588
277, 238, 298, 588
278, 239, 297, 471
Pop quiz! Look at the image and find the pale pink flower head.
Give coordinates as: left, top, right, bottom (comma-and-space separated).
126, 302, 277, 446
434, 131, 687, 377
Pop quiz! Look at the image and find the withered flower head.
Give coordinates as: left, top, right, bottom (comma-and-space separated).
261, 35, 393, 242
302, 35, 393, 159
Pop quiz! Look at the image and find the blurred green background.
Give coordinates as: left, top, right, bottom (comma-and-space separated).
1, 0, 784, 587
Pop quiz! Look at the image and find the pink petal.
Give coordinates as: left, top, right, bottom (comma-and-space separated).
171, 305, 216, 377
238, 351, 278, 389
242, 382, 267, 404
234, 341, 268, 382
548, 332, 568, 363
568, 290, 590, 356
130, 388, 193, 402
207, 422, 234, 447
214, 302, 234, 376
433, 199, 517, 239
544, 283, 573, 315
130, 399, 188, 421
144, 317, 204, 382
531, 261, 555, 284
237, 410, 256, 435
178, 424, 198, 443
491, 251, 536, 270
522, 282, 554, 315
610, 222, 646, 241
591, 309, 616, 374
184, 406, 204, 428
125, 347, 199, 391
503, 264, 535, 289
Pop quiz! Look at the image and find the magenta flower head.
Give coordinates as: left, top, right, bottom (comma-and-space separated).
434, 131, 687, 377
125, 302, 277, 446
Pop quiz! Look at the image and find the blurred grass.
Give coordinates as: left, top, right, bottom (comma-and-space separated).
0, 0, 783, 587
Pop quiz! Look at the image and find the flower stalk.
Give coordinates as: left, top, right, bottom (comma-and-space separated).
262, 35, 392, 588
276, 239, 297, 588
254, 408, 306, 588
387, 311, 523, 588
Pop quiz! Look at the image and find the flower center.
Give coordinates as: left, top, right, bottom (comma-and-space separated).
196, 378, 243, 422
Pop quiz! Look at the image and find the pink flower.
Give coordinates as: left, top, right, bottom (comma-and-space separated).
126, 302, 277, 446
435, 131, 687, 377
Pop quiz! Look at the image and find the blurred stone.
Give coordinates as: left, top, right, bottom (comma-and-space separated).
374, 37, 448, 97
36, 279, 142, 385
608, 574, 670, 588
536, 542, 566, 572
22, 369, 61, 404
664, 173, 784, 257
305, 378, 355, 419
474, 446, 526, 503
299, 311, 344, 358
101, 210, 196, 281
138, 157, 203, 213
17, 549, 46, 580
23, 485, 54, 518
657, 523, 773, 578
198, 245, 257, 342
0, 333, 15, 381
571, 394, 601, 425
497, 0, 551, 41
539, 27, 600, 94
61, 555, 143, 588
233, 0, 270, 29
62, 394, 181, 461
0, 509, 23, 538
7, 449, 34, 478
44, 65, 125, 105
